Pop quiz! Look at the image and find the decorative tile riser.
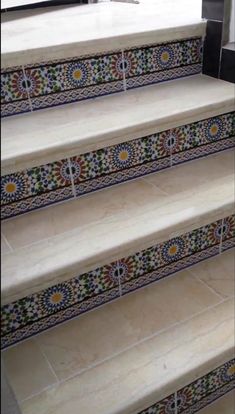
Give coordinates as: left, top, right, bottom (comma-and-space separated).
137, 359, 235, 414
1, 214, 234, 349
1, 112, 234, 219
1, 37, 203, 117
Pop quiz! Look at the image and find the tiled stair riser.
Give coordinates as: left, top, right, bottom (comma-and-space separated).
1, 214, 234, 349
1, 112, 234, 219
1, 37, 203, 117
138, 359, 235, 414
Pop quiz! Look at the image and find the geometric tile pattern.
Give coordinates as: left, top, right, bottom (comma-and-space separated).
1, 214, 234, 349
139, 359, 235, 414
1, 37, 203, 117
1, 112, 234, 219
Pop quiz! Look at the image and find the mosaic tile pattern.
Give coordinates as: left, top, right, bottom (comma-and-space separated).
1, 112, 234, 219
1, 214, 234, 349
1, 37, 203, 117
138, 359, 235, 414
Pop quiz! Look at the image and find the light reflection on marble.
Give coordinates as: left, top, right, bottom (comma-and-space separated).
1, 0, 205, 68
2, 75, 235, 175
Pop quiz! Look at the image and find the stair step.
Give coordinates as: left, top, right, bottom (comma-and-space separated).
2, 75, 234, 175
1, 75, 235, 220
1, 0, 205, 68
2, 252, 234, 413
1, 150, 234, 347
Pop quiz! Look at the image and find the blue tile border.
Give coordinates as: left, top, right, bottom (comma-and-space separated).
1, 112, 234, 220
1, 214, 234, 349
1, 36, 203, 117
138, 359, 235, 414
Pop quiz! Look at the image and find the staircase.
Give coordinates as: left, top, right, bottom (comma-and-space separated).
1, 1, 235, 413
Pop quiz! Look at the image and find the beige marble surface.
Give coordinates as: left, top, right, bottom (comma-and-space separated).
35, 270, 221, 381
16, 297, 235, 413
2, 340, 57, 401
1, 0, 205, 68
189, 249, 235, 299
2, 151, 235, 304
2, 254, 234, 412
2, 75, 235, 175
197, 391, 235, 414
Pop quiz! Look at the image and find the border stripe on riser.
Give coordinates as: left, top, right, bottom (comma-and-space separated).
1, 37, 202, 117
1, 214, 234, 349
1, 112, 234, 219
138, 359, 235, 414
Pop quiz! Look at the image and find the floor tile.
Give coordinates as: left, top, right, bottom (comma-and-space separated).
197, 390, 235, 414
1, 234, 11, 254
189, 249, 235, 298
144, 150, 235, 196
19, 298, 234, 414
1, 179, 166, 250
2, 339, 57, 402
35, 270, 221, 381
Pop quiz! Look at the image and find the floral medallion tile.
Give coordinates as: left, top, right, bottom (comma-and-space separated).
1, 37, 204, 116
177, 360, 235, 413
1, 215, 233, 348
222, 215, 235, 242
1, 112, 234, 219
136, 360, 235, 414
1, 158, 74, 218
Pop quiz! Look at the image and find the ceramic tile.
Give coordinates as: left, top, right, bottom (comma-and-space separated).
145, 150, 235, 195
177, 360, 235, 413
189, 249, 235, 298
2, 112, 234, 219
1, 215, 227, 349
19, 299, 234, 414
1, 149, 234, 316
1, 158, 74, 219
2, 75, 234, 176
2, 339, 57, 401
35, 270, 221, 380
1, 179, 167, 249
197, 390, 235, 414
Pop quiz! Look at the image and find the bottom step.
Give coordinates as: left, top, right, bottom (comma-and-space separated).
2, 249, 234, 414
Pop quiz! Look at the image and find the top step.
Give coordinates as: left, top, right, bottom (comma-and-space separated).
1, 0, 206, 68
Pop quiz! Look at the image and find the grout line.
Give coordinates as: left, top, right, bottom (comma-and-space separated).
117, 261, 123, 297
21, 65, 34, 112
175, 391, 178, 414
40, 296, 227, 389
219, 218, 224, 254
121, 50, 127, 92
67, 157, 77, 199
189, 266, 225, 301
34, 337, 60, 383
1, 232, 13, 253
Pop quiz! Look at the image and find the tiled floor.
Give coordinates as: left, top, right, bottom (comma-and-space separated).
2, 249, 234, 414
197, 391, 235, 413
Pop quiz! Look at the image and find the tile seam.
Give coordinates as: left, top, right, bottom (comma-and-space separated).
219, 218, 224, 254
36, 297, 228, 388
67, 157, 77, 199
121, 49, 127, 91
21, 65, 33, 112
1, 232, 13, 252
34, 337, 60, 384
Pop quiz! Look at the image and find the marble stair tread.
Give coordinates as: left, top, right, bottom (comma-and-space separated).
2, 75, 235, 175
1, 0, 205, 68
1, 150, 234, 304
2, 252, 234, 413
